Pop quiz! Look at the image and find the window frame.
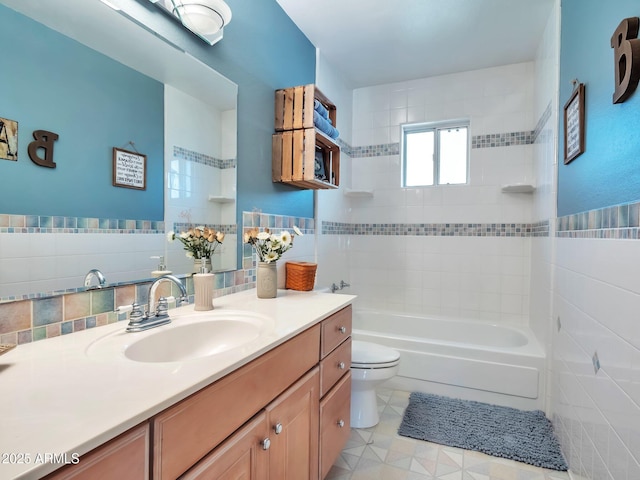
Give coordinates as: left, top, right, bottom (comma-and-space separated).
401, 119, 470, 187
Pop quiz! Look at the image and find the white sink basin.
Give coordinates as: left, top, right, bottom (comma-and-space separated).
86, 310, 274, 363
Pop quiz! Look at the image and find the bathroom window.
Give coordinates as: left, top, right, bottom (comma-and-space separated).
401, 120, 469, 187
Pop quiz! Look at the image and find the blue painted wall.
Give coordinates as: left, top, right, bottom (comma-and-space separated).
94, 0, 317, 220
0, 0, 317, 221
0, 5, 164, 220
559, 0, 640, 216
186, 0, 317, 219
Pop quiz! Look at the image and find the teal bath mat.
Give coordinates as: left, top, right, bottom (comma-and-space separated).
398, 392, 568, 471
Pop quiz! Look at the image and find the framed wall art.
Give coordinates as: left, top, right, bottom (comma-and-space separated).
563, 82, 585, 164
112, 147, 146, 190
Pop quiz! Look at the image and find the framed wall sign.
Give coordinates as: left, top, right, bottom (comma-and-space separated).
112, 147, 146, 190
563, 83, 585, 164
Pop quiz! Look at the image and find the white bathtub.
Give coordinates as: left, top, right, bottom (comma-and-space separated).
352, 310, 546, 410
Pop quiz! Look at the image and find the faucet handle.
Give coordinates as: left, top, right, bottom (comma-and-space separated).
128, 303, 145, 324
156, 297, 170, 317
177, 294, 189, 305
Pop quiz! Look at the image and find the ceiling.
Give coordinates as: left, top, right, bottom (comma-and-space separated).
276, 0, 555, 88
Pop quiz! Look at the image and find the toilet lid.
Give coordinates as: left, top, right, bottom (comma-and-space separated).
351, 340, 400, 366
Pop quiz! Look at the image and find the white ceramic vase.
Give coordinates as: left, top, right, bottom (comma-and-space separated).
193, 257, 212, 274
256, 261, 277, 298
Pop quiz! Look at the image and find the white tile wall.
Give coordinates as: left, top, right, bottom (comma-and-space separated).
552, 238, 640, 480
0, 232, 164, 297
164, 84, 237, 274
319, 62, 536, 324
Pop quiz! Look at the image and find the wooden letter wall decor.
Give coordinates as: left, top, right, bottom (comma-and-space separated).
611, 17, 640, 103
27, 129, 59, 168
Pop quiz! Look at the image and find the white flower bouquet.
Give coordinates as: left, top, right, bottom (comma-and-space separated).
243, 226, 302, 263
167, 226, 225, 259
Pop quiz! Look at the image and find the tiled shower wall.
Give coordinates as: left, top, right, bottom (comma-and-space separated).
321, 62, 540, 325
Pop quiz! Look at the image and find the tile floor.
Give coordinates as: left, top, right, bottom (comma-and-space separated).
326, 389, 571, 480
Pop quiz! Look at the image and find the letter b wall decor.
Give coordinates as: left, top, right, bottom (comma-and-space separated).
27, 129, 59, 168
611, 17, 640, 104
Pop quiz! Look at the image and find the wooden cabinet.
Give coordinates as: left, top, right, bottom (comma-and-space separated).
45, 305, 353, 480
182, 368, 319, 480
320, 372, 352, 479
180, 412, 269, 480
153, 325, 320, 480
273, 84, 340, 190
318, 305, 352, 479
43, 423, 149, 480
265, 368, 320, 480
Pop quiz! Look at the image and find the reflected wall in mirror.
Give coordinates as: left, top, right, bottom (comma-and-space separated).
0, 0, 238, 300
164, 85, 237, 275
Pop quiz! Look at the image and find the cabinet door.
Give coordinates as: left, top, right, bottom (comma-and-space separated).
319, 372, 351, 480
266, 367, 320, 480
180, 412, 269, 480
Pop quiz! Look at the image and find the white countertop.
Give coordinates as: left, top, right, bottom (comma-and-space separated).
0, 289, 355, 480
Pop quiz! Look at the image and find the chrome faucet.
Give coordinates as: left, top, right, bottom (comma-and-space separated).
126, 274, 189, 333
84, 269, 106, 289
330, 280, 351, 293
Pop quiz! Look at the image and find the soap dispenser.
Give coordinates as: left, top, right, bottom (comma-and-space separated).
193, 263, 214, 311
151, 256, 172, 278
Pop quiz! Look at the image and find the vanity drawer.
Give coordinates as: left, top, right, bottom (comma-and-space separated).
320, 337, 351, 397
320, 305, 352, 358
153, 324, 320, 480
319, 372, 351, 480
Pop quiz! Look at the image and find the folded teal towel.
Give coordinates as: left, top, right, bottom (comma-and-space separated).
313, 110, 339, 139
314, 99, 331, 123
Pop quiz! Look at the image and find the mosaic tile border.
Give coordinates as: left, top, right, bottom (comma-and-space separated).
0, 214, 164, 234
347, 131, 535, 159
533, 102, 552, 144
557, 200, 640, 239
0, 212, 313, 345
173, 145, 236, 169
241, 210, 315, 234
346, 106, 552, 158
322, 220, 549, 237
471, 131, 534, 149
173, 222, 238, 235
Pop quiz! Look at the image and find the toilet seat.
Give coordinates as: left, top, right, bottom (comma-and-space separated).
351, 340, 400, 369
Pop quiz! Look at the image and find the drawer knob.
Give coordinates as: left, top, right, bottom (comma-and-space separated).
338, 326, 347, 334
262, 438, 271, 450
274, 423, 283, 435
337, 419, 345, 428
337, 361, 346, 370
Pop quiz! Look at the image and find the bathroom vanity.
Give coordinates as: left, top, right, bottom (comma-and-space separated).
0, 290, 354, 480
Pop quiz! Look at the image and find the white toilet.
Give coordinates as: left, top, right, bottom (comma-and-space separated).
350, 340, 401, 428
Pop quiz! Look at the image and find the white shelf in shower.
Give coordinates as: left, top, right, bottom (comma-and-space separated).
344, 188, 374, 198
501, 184, 535, 193
208, 195, 235, 203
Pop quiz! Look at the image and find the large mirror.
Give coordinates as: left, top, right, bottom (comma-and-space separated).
0, 0, 238, 300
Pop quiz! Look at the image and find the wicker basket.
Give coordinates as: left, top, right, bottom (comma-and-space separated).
285, 262, 318, 291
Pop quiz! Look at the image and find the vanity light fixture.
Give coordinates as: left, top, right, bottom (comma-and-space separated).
149, 0, 232, 46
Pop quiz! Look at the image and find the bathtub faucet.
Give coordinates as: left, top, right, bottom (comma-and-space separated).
330, 280, 351, 293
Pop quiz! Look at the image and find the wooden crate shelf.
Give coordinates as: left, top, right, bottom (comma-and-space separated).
272, 128, 340, 189
275, 84, 336, 132
273, 84, 340, 190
